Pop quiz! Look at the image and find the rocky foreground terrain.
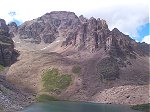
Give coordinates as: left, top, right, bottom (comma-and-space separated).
0, 11, 149, 111
0, 19, 32, 112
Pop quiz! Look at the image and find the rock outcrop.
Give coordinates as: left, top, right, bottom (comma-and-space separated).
0, 19, 18, 66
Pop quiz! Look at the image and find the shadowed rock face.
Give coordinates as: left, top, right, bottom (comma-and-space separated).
0, 19, 9, 35
8, 22, 18, 37
17, 11, 149, 57
76, 17, 110, 51
0, 19, 18, 66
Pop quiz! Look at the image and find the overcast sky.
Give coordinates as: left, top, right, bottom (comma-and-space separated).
0, 0, 149, 43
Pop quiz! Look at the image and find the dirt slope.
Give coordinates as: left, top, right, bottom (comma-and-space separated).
6, 42, 150, 105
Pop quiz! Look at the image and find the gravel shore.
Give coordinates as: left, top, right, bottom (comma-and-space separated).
0, 75, 32, 112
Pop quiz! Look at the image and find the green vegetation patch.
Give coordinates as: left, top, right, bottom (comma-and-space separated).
0, 65, 4, 72
72, 65, 81, 74
97, 57, 119, 80
131, 103, 150, 112
42, 68, 72, 92
36, 94, 58, 102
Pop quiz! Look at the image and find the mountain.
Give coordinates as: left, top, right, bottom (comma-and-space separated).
13, 11, 149, 56
2, 11, 149, 110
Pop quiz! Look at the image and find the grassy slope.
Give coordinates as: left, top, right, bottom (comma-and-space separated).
36, 94, 58, 102
42, 68, 72, 92
36, 68, 72, 102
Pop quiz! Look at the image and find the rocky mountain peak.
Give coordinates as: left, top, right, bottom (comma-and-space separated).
17, 11, 80, 44
111, 28, 125, 37
99, 19, 108, 29
79, 15, 87, 23
14, 11, 149, 58
112, 28, 120, 32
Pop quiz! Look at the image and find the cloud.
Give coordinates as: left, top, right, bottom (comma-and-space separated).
8, 18, 22, 26
142, 35, 150, 44
84, 1, 149, 40
8, 11, 16, 17
0, 0, 149, 41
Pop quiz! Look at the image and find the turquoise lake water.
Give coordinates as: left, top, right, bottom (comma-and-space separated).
22, 101, 142, 112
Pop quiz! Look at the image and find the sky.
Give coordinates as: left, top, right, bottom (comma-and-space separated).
0, 0, 149, 44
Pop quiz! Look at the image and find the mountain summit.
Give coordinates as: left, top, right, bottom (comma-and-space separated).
11, 11, 149, 57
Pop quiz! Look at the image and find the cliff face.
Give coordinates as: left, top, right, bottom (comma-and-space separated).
0, 19, 18, 66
